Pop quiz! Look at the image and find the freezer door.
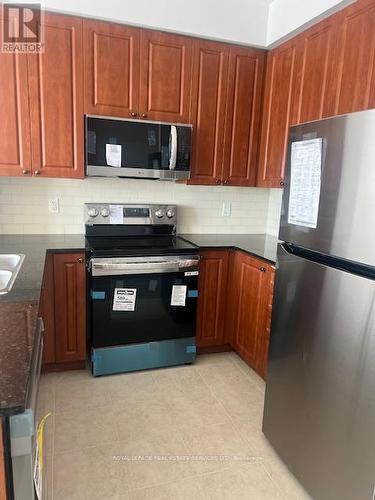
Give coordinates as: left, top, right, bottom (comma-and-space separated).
263, 244, 375, 500
280, 108, 375, 267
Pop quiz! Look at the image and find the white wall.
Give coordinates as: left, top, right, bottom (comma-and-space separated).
0, 177, 273, 235
267, 0, 354, 45
11, 0, 270, 46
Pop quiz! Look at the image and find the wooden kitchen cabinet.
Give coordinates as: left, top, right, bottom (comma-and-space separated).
222, 46, 265, 186
225, 251, 275, 378
334, 0, 375, 114
84, 19, 140, 118
257, 40, 300, 188
189, 40, 230, 185
28, 13, 84, 179
196, 250, 230, 348
139, 30, 193, 123
40, 251, 86, 370
0, 14, 32, 176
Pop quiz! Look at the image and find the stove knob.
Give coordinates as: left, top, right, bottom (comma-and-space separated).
100, 208, 110, 218
166, 209, 175, 219
154, 209, 164, 218
88, 208, 99, 218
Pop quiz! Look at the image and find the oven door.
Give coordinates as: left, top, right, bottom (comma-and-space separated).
85, 116, 192, 180
89, 255, 199, 347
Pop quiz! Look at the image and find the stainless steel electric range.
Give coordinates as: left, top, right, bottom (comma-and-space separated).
85, 203, 199, 376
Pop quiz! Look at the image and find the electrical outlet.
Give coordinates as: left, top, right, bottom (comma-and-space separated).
48, 198, 60, 214
222, 202, 231, 217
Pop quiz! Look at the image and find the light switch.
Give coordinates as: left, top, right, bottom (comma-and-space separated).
222, 202, 231, 217
48, 198, 60, 214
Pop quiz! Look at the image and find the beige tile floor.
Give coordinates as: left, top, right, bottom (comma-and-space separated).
37, 352, 312, 500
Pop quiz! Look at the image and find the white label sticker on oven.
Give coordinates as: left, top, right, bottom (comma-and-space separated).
171, 285, 187, 307
109, 205, 123, 225
106, 143, 122, 167
184, 271, 199, 276
113, 288, 137, 311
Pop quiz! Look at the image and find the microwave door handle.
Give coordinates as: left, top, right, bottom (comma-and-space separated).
168, 125, 178, 170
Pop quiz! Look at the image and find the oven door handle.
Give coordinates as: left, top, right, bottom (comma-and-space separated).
91, 257, 199, 276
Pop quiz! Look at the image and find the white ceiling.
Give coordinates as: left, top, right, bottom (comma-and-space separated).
6, 0, 354, 47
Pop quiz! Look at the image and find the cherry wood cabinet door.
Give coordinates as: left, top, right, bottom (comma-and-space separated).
0, 15, 32, 177
189, 40, 229, 185
226, 251, 274, 378
139, 30, 193, 123
257, 40, 299, 188
28, 13, 84, 178
53, 252, 86, 363
196, 250, 230, 347
222, 46, 265, 186
294, 13, 341, 124
84, 20, 140, 118
334, 0, 375, 114
256, 265, 275, 379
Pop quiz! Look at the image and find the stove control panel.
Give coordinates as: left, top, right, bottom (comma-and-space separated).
85, 203, 177, 226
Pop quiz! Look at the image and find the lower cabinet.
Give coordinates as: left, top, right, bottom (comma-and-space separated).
196, 249, 275, 379
40, 251, 86, 370
196, 250, 230, 348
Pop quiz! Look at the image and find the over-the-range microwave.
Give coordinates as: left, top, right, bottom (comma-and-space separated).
85, 115, 192, 181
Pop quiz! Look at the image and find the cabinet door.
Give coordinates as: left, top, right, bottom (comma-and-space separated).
294, 14, 341, 124
0, 16, 32, 176
196, 250, 229, 347
222, 47, 265, 186
257, 41, 299, 188
189, 40, 229, 185
139, 30, 192, 122
335, 0, 375, 114
256, 266, 275, 379
53, 252, 86, 363
28, 13, 84, 178
84, 20, 140, 118
226, 251, 273, 376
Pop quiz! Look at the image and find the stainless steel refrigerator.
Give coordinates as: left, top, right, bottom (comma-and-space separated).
263, 108, 375, 500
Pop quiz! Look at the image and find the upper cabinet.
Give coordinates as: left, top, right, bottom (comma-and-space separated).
139, 30, 193, 122
334, 0, 375, 114
189, 41, 265, 186
0, 12, 84, 179
28, 13, 84, 178
222, 46, 265, 186
84, 20, 140, 118
0, 33, 31, 176
189, 40, 229, 185
257, 40, 299, 188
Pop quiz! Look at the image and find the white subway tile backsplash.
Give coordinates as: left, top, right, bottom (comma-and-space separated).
0, 177, 280, 235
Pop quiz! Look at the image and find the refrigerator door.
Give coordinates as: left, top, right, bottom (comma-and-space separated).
280, 108, 375, 267
263, 244, 375, 500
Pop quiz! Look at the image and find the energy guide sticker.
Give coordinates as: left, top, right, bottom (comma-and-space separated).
113, 288, 137, 311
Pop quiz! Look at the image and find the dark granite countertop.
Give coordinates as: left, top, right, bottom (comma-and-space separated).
0, 234, 85, 416
180, 233, 279, 264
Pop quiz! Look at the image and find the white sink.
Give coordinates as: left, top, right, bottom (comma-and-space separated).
0, 254, 25, 295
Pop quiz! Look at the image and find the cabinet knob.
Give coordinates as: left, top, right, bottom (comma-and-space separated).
223, 179, 229, 185
130, 112, 138, 118
22, 169, 30, 175
215, 179, 222, 185
141, 113, 148, 119
34, 170, 41, 176
280, 180, 285, 187
77, 257, 83, 263
260, 267, 266, 273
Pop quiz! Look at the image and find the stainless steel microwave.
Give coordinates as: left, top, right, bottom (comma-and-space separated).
85, 115, 192, 180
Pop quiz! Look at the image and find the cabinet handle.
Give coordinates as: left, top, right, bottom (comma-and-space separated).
130, 112, 138, 118
215, 179, 222, 185
141, 113, 148, 119
280, 180, 285, 187
34, 170, 41, 176
22, 169, 30, 175
260, 267, 266, 273
78, 258, 83, 263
